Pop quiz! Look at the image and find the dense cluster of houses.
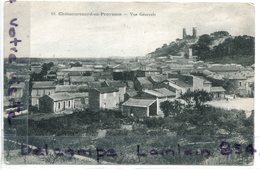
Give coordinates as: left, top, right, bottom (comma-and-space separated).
33, 60, 255, 117
4, 54, 254, 118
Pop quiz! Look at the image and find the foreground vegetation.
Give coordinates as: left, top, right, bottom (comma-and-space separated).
4, 91, 254, 164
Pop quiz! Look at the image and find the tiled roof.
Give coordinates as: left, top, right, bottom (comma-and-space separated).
207, 73, 224, 80
202, 70, 213, 76
55, 85, 79, 92
221, 72, 247, 80
149, 75, 168, 83
126, 89, 138, 97
155, 88, 176, 96
94, 87, 119, 94
68, 72, 82, 76
61, 67, 93, 72
239, 70, 254, 78
193, 76, 212, 84
122, 98, 156, 108
94, 65, 104, 69
32, 81, 56, 89
143, 88, 175, 97
70, 76, 95, 83
48, 93, 73, 101
69, 92, 88, 98
137, 77, 153, 85
87, 81, 102, 89
104, 80, 126, 88
113, 64, 129, 70
210, 86, 226, 92
208, 64, 244, 72
168, 79, 192, 88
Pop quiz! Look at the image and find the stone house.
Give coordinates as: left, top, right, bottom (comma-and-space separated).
134, 77, 153, 91
225, 73, 248, 96
136, 69, 161, 77
70, 76, 95, 85
192, 76, 212, 92
122, 98, 157, 118
55, 85, 80, 93
102, 80, 126, 103
164, 78, 193, 98
70, 92, 89, 109
57, 67, 93, 80
31, 81, 56, 108
39, 93, 74, 113
148, 75, 168, 88
140, 88, 176, 117
192, 76, 226, 99
125, 89, 138, 101
210, 86, 226, 99
89, 87, 120, 110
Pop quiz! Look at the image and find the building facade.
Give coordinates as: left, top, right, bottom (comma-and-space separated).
122, 98, 157, 118
31, 81, 56, 108
39, 93, 74, 113
193, 76, 212, 92
141, 88, 176, 117
89, 87, 120, 110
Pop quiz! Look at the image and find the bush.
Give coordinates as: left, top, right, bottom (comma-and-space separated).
143, 118, 165, 128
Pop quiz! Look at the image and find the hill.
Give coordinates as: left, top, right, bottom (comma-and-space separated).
148, 31, 255, 66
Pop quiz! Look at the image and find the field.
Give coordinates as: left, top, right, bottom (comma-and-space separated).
206, 98, 254, 117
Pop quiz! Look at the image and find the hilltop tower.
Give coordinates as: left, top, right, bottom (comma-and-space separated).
183, 28, 187, 39
192, 27, 197, 38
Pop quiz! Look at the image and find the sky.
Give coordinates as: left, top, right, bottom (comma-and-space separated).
30, 2, 255, 58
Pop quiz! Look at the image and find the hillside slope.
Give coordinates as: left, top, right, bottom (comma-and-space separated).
148, 31, 255, 66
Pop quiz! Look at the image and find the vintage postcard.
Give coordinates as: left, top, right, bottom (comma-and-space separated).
2, 0, 255, 165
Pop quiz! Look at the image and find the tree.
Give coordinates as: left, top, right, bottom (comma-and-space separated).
193, 34, 212, 60
192, 90, 212, 109
160, 101, 174, 117
180, 90, 212, 109
160, 100, 184, 118
210, 31, 230, 38
41, 62, 54, 76
162, 44, 168, 48
70, 61, 82, 67
179, 90, 194, 107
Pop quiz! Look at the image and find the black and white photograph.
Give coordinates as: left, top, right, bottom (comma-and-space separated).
2, 0, 256, 166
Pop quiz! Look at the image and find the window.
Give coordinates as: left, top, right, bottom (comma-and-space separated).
239, 82, 242, 87
36, 89, 39, 96
58, 102, 60, 109
68, 101, 70, 107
